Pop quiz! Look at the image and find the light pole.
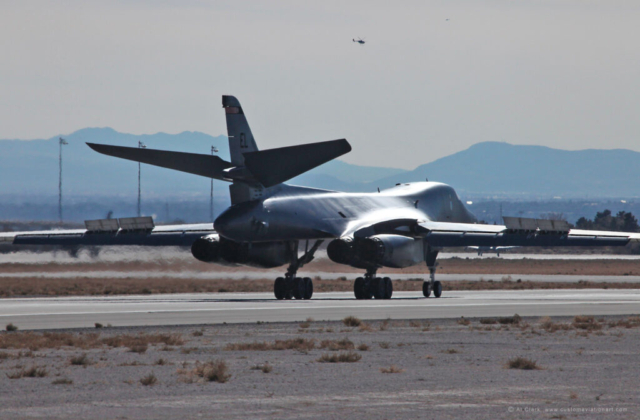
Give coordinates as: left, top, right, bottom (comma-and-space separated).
210, 146, 218, 222
58, 137, 68, 224
137, 141, 146, 217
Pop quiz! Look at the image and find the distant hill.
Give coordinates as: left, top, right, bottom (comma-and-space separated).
2, 131, 640, 201
369, 142, 640, 198
0, 128, 405, 197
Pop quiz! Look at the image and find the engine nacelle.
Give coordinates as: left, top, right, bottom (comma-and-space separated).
326, 237, 354, 265
191, 234, 221, 263
191, 234, 290, 268
328, 235, 424, 269
359, 234, 424, 268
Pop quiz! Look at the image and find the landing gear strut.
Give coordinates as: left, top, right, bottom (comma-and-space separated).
274, 240, 322, 300
354, 268, 393, 300
423, 248, 442, 298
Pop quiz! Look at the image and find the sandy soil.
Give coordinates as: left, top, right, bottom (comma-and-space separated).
0, 315, 638, 419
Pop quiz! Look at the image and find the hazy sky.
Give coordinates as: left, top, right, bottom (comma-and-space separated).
1, 1, 639, 168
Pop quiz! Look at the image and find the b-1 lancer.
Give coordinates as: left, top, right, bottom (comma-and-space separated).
4, 95, 640, 300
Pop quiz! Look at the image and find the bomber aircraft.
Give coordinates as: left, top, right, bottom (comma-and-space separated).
3, 95, 640, 301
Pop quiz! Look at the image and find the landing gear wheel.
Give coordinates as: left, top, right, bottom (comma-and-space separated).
372, 277, 385, 299
284, 277, 294, 300
354, 277, 364, 299
422, 282, 431, 298
361, 278, 373, 299
433, 281, 442, 298
274, 277, 286, 300
303, 277, 313, 300
292, 277, 305, 300
383, 277, 393, 299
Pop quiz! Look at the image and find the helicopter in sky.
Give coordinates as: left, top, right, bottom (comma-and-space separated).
352, 38, 365, 45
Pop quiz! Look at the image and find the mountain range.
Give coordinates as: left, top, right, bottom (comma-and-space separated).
2, 128, 639, 200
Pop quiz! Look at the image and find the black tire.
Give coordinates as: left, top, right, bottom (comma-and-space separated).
354, 277, 364, 299
433, 281, 442, 298
422, 282, 431, 298
383, 277, 393, 299
292, 277, 305, 300
372, 277, 384, 299
303, 277, 313, 300
284, 277, 294, 300
362, 278, 373, 299
274, 277, 286, 300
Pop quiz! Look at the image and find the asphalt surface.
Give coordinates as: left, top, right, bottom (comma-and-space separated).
2, 289, 639, 330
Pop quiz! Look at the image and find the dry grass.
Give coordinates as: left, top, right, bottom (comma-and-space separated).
5, 271, 640, 297
179, 360, 231, 383
69, 353, 91, 366
317, 351, 362, 363
572, 315, 602, 331
479, 318, 497, 325
319, 338, 354, 351
358, 323, 374, 332
224, 338, 316, 352
52, 378, 73, 385
379, 342, 390, 349
7, 365, 48, 379
457, 317, 470, 326
140, 373, 157, 386
539, 317, 572, 333
441, 348, 460, 354
298, 322, 311, 329
251, 363, 273, 373
506, 357, 541, 370
0, 331, 184, 351
608, 316, 640, 329
380, 365, 405, 374
343, 316, 361, 327
357, 343, 370, 351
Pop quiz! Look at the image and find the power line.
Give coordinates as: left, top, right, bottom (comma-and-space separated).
137, 141, 146, 217
58, 137, 68, 224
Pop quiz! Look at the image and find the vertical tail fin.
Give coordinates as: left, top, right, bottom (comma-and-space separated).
222, 95, 259, 166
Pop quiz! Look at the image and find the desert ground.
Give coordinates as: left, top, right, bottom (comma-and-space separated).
0, 315, 638, 419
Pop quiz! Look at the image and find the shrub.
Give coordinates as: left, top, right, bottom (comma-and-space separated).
298, 322, 310, 329
188, 360, 231, 383
357, 343, 370, 351
317, 351, 361, 363
506, 357, 541, 370
128, 345, 148, 354
572, 315, 602, 331
5, 323, 17, 332
69, 353, 91, 366
343, 316, 361, 327
225, 338, 315, 352
499, 314, 521, 325
94, 323, 103, 329
441, 348, 459, 354
479, 318, 497, 325
140, 373, 157, 386
457, 317, 470, 326
52, 378, 73, 385
251, 363, 273, 373
379, 342, 390, 349
319, 338, 354, 351
380, 365, 405, 374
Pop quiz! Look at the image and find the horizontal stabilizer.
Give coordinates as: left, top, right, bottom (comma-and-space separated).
242, 139, 351, 188
86, 143, 233, 180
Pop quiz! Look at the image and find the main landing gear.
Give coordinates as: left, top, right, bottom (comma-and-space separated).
422, 248, 442, 298
354, 269, 393, 300
274, 240, 323, 300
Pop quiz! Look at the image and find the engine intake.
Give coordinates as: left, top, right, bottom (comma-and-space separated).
191, 234, 290, 268
328, 235, 425, 269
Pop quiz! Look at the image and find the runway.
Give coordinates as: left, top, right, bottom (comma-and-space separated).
1, 289, 639, 330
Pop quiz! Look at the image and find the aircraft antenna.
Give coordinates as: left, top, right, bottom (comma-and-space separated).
210, 145, 218, 222
58, 137, 68, 225
137, 141, 146, 217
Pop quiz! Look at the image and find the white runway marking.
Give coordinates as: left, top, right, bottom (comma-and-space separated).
1, 290, 639, 330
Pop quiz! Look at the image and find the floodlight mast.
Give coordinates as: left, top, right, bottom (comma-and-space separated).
137, 141, 146, 217
58, 137, 68, 224
210, 145, 218, 222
